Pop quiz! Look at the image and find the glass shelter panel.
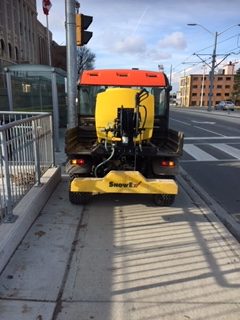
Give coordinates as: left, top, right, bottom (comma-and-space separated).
3, 65, 67, 127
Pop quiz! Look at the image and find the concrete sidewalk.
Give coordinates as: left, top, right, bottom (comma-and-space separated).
0, 128, 66, 274
0, 172, 240, 319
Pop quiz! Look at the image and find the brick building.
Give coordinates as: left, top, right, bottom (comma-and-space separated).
179, 63, 236, 107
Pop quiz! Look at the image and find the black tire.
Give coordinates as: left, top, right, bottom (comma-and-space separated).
153, 194, 175, 206
69, 191, 91, 205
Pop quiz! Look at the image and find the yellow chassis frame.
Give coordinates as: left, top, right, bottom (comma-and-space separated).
70, 171, 178, 195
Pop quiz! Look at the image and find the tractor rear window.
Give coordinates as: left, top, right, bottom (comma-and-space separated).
151, 88, 167, 116
78, 85, 106, 115
78, 85, 167, 116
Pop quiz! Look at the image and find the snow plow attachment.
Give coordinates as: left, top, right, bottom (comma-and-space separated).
70, 170, 178, 194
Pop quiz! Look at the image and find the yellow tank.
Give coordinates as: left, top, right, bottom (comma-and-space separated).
95, 88, 154, 143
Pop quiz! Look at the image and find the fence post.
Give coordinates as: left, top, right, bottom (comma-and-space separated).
51, 70, 60, 152
0, 131, 17, 223
32, 120, 41, 186
49, 114, 55, 166
5, 69, 14, 111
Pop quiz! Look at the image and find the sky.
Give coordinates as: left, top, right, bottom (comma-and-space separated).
37, 0, 240, 91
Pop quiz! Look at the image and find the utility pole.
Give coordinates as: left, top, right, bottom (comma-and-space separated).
169, 64, 172, 85
187, 23, 240, 112
208, 32, 218, 111
42, 0, 52, 66
200, 64, 206, 107
46, 14, 52, 66
65, 0, 77, 128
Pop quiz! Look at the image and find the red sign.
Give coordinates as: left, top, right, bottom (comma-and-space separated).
42, 0, 52, 15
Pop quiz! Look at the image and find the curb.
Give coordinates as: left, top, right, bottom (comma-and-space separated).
0, 166, 62, 274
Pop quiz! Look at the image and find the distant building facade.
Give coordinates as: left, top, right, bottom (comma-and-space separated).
0, 0, 53, 68
179, 63, 236, 107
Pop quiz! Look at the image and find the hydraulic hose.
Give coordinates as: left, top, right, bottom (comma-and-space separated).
94, 145, 115, 177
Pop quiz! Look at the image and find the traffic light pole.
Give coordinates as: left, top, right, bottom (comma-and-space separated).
65, 0, 77, 128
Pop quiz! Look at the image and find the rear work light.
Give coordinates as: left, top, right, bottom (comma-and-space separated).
71, 159, 86, 166
161, 160, 175, 167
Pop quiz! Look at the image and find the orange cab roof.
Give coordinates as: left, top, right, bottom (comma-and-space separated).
80, 69, 168, 87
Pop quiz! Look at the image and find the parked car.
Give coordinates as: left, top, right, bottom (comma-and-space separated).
215, 101, 235, 111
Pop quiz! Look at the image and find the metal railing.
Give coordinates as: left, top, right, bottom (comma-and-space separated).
0, 112, 55, 223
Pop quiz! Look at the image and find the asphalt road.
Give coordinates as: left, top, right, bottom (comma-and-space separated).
170, 107, 240, 221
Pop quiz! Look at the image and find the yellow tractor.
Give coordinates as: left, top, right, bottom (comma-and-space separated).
65, 69, 184, 205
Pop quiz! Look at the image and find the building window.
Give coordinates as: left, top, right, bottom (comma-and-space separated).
0, 39, 5, 56
181, 79, 185, 86
8, 43, 12, 58
226, 77, 231, 81
217, 77, 223, 81
225, 85, 230, 89
15, 47, 19, 61
193, 77, 198, 81
225, 93, 230, 96
217, 85, 222, 89
216, 93, 221, 96
192, 93, 197, 96
192, 85, 198, 88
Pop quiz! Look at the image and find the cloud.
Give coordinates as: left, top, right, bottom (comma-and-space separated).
159, 32, 187, 50
148, 49, 172, 61
36, 0, 240, 84
113, 36, 146, 54
109, 36, 173, 64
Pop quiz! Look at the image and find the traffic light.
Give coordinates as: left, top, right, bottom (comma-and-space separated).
76, 14, 93, 46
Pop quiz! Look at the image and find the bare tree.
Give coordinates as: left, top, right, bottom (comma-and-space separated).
77, 46, 96, 76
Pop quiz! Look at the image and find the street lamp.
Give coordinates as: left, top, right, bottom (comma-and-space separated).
187, 23, 240, 111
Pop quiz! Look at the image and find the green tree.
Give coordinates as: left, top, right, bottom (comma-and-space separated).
77, 46, 96, 76
232, 68, 240, 105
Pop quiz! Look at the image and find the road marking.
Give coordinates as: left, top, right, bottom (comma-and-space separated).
193, 125, 225, 136
183, 144, 217, 161
191, 120, 216, 124
210, 143, 240, 160
170, 118, 191, 126
181, 158, 240, 163
185, 136, 240, 140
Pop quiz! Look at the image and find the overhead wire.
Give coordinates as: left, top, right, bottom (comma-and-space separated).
171, 32, 240, 78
